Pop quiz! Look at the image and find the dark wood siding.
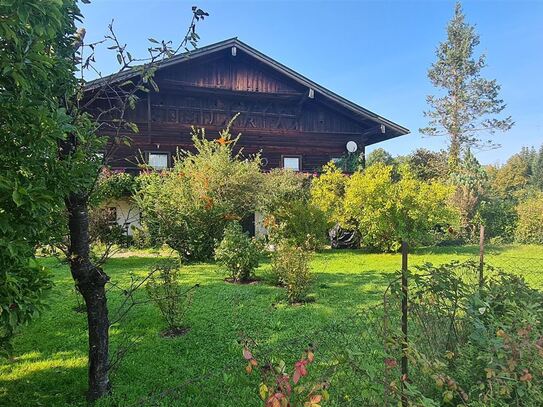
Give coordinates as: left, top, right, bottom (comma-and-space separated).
91, 48, 372, 173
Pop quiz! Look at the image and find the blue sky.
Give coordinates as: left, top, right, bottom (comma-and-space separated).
81, 0, 543, 164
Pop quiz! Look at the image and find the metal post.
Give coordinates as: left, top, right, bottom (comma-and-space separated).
401, 240, 408, 407
479, 224, 485, 288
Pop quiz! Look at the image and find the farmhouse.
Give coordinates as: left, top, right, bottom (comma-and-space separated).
85, 38, 409, 234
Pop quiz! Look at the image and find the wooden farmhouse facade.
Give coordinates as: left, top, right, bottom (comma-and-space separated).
86, 38, 408, 174
85, 38, 409, 234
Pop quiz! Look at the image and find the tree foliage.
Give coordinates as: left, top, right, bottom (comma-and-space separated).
0, 0, 80, 354
515, 193, 543, 244
420, 2, 513, 170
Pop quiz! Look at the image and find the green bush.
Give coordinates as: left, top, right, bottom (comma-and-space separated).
394, 262, 543, 406
515, 193, 543, 244
146, 260, 194, 334
310, 162, 349, 227
88, 207, 129, 247
135, 123, 262, 261
131, 225, 155, 249
271, 242, 312, 303
344, 164, 457, 252
477, 198, 517, 242
214, 222, 260, 282
90, 170, 138, 205
266, 199, 328, 251
258, 168, 310, 215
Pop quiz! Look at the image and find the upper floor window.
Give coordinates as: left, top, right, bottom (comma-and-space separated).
148, 152, 169, 170
282, 156, 301, 172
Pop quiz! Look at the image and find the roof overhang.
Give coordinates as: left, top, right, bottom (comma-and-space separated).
85, 37, 410, 143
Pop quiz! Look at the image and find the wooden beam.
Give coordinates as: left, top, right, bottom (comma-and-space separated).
159, 79, 304, 101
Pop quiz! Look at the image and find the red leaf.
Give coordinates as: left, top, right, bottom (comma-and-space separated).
243, 347, 253, 360
293, 369, 301, 384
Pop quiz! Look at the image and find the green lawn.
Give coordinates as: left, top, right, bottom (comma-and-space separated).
1, 245, 542, 406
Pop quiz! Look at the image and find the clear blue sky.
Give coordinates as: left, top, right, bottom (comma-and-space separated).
81, 0, 543, 165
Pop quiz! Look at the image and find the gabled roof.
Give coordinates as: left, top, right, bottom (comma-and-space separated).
85, 38, 409, 138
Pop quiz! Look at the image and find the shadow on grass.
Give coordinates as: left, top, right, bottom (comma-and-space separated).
1, 253, 397, 407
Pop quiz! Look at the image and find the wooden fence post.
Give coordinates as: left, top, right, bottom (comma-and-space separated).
401, 240, 408, 407
479, 224, 485, 288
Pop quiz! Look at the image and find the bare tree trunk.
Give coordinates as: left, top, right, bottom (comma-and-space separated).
66, 193, 111, 401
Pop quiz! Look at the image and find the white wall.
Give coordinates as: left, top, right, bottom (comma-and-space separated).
104, 198, 141, 236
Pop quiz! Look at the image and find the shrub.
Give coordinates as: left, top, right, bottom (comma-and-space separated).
344, 163, 457, 252
476, 198, 517, 242
266, 199, 328, 251
135, 122, 262, 261
515, 193, 543, 244
389, 262, 543, 406
259, 168, 310, 215
214, 222, 260, 282
242, 344, 329, 406
131, 225, 155, 249
146, 260, 195, 335
310, 162, 348, 227
90, 169, 139, 205
271, 242, 312, 303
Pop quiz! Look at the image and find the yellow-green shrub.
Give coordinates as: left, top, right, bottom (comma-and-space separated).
343, 163, 457, 252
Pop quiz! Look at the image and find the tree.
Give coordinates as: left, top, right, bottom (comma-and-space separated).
449, 148, 487, 238
488, 152, 530, 199
1, 0, 207, 400
515, 193, 543, 244
530, 144, 543, 191
366, 147, 394, 167
407, 149, 448, 182
0, 0, 79, 355
62, 8, 207, 399
420, 2, 513, 171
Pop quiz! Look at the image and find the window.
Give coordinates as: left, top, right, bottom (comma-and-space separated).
282, 156, 301, 172
148, 152, 169, 170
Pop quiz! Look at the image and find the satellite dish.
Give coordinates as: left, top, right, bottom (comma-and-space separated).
346, 141, 358, 153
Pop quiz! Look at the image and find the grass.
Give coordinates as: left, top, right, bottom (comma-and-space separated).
1, 244, 542, 406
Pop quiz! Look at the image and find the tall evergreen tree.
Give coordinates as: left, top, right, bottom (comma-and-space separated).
421, 2, 513, 171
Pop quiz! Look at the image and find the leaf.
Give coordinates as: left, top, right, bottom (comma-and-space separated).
243, 347, 252, 360
259, 383, 268, 400
148, 38, 159, 44
307, 351, 314, 363
293, 369, 301, 384
116, 53, 122, 65
12, 188, 22, 207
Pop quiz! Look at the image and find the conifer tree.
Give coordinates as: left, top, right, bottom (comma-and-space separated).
421, 2, 513, 171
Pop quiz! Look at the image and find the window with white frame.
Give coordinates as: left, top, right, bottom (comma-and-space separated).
282, 156, 301, 172
148, 152, 168, 170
